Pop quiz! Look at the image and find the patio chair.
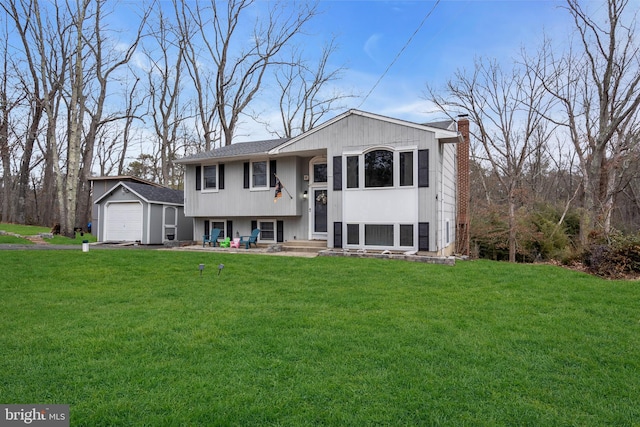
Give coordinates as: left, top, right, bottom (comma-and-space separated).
219, 237, 231, 248
239, 229, 260, 249
203, 228, 222, 247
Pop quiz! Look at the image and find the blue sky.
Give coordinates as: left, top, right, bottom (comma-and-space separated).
238, 0, 576, 139
108, 0, 581, 141
314, 1, 570, 113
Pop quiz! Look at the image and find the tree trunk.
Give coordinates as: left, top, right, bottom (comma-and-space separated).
16, 104, 43, 224
508, 194, 517, 263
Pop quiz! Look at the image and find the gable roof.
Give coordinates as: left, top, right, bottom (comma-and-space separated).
424, 120, 456, 131
174, 138, 290, 165
94, 181, 184, 205
172, 109, 461, 163
269, 109, 461, 154
89, 175, 163, 187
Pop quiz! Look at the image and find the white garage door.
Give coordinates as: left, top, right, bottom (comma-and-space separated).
106, 202, 143, 242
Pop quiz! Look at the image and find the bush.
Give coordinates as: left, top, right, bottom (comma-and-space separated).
471, 203, 580, 263
583, 233, 640, 279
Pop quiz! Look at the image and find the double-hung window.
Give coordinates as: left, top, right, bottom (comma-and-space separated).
252, 161, 267, 188
399, 152, 414, 186
203, 165, 217, 190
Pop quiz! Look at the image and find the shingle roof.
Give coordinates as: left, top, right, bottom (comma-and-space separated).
175, 138, 290, 163
423, 120, 455, 131
125, 182, 184, 204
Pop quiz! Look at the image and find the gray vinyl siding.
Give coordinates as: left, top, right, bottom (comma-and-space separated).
179, 110, 460, 253
276, 114, 438, 155
441, 141, 457, 253
275, 114, 440, 249
185, 157, 304, 218
149, 204, 164, 244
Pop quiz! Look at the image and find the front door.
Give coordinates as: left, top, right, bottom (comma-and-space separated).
311, 188, 327, 240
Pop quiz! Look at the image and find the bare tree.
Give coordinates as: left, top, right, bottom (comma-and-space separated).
539, 0, 640, 243
183, 0, 318, 146
145, 6, 188, 187
75, 0, 149, 230
429, 57, 553, 262
260, 38, 353, 138
0, 24, 21, 222
117, 77, 145, 175
174, 0, 218, 152
2, 0, 48, 226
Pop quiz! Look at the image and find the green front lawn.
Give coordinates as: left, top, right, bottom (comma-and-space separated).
0, 223, 95, 245
1, 250, 638, 425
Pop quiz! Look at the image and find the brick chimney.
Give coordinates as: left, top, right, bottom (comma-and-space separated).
456, 115, 470, 257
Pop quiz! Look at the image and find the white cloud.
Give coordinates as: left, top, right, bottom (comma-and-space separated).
363, 33, 383, 62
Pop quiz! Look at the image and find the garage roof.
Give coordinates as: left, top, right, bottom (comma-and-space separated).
94, 181, 184, 205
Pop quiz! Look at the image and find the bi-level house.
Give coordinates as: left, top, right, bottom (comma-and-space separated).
175, 109, 468, 256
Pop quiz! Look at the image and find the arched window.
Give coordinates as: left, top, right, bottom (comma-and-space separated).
364, 149, 393, 187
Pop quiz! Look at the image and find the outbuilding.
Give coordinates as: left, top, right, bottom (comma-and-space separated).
91, 178, 192, 244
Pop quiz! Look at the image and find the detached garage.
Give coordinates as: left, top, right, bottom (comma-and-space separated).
93, 180, 192, 244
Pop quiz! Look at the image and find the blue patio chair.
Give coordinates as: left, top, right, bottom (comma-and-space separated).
203, 228, 222, 247
239, 229, 260, 249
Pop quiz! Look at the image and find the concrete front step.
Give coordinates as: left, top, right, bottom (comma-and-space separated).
281, 240, 327, 253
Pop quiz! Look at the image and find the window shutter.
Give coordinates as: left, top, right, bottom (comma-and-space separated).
277, 220, 284, 243
334, 222, 343, 248
419, 222, 429, 251
243, 162, 250, 188
204, 220, 209, 238
195, 166, 201, 191
251, 220, 257, 231
219, 164, 225, 190
333, 156, 342, 191
418, 149, 429, 188
270, 160, 277, 187
226, 220, 233, 240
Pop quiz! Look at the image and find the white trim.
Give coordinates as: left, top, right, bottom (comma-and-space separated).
342, 145, 419, 191
163, 206, 178, 242
257, 219, 276, 242
104, 201, 143, 242
208, 219, 228, 239
309, 156, 328, 185
250, 159, 270, 191
268, 109, 458, 155
342, 222, 418, 251
201, 164, 219, 193
309, 186, 328, 240
94, 181, 183, 206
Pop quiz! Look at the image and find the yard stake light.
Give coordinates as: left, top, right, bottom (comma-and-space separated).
218, 264, 224, 276
199, 264, 205, 277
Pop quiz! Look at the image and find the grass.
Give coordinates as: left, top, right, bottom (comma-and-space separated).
0, 223, 95, 245
1, 250, 639, 426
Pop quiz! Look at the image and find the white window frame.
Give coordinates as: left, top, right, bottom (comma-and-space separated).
202, 164, 219, 192
251, 160, 269, 191
309, 156, 328, 185
209, 219, 228, 240
343, 145, 418, 191
344, 222, 418, 250
258, 219, 276, 242
163, 206, 178, 242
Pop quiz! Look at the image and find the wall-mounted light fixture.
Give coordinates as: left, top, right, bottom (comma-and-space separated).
303, 190, 308, 200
